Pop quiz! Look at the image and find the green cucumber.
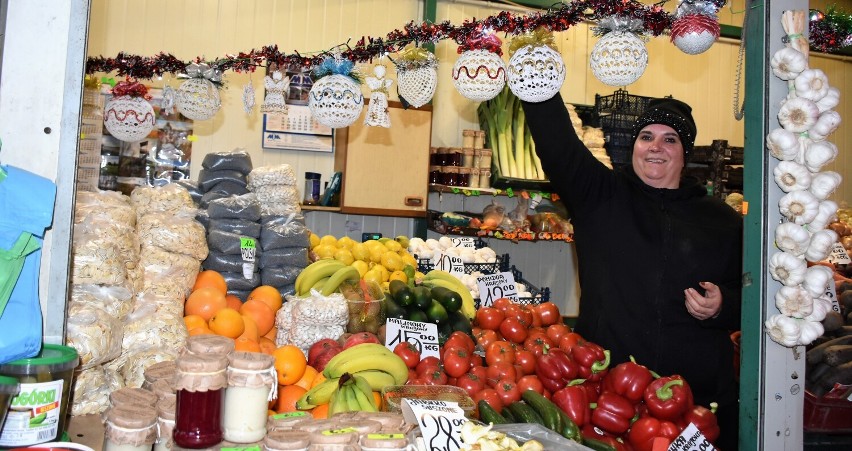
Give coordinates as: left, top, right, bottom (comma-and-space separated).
412, 286, 433, 310
477, 400, 508, 425
521, 390, 561, 433
389, 280, 414, 307
431, 286, 463, 313
581, 437, 618, 451
501, 404, 517, 422
556, 409, 581, 442
426, 300, 449, 324
506, 401, 544, 426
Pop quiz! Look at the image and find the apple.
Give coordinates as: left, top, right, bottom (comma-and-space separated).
308, 338, 342, 367
343, 331, 381, 349
311, 347, 342, 372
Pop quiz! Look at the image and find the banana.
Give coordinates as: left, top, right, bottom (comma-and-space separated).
422, 276, 477, 319
351, 374, 378, 412
343, 384, 362, 412
352, 369, 397, 391
310, 276, 330, 292
320, 265, 361, 296
323, 344, 409, 385
328, 387, 346, 416
295, 259, 346, 295
295, 376, 339, 409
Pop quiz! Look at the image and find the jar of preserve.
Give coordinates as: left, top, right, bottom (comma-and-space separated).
223, 351, 277, 443
462, 148, 475, 168
479, 169, 492, 189
470, 168, 481, 188
474, 131, 485, 149
447, 148, 463, 166
143, 360, 176, 390
429, 166, 442, 185
436, 147, 450, 166
441, 166, 459, 186
109, 387, 158, 410
263, 430, 311, 451
479, 149, 493, 169
457, 167, 471, 187
462, 130, 476, 148
472, 149, 482, 169
154, 398, 176, 451
184, 335, 235, 356
102, 405, 158, 451
151, 378, 176, 403
429, 147, 439, 166
173, 353, 228, 449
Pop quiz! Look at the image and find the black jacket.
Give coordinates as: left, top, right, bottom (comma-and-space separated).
522, 94, 742, 406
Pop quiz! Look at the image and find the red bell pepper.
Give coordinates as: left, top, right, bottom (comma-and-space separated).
680, 402, 720, 443
627, 417, 681, 451
580, 378, 603, 403
591, 392, 636, 435
603, 356, 657, 404
535, 346, 578, 393
643, 375, 694, 421
552, 380, 590, 427
572, 341, 611, 381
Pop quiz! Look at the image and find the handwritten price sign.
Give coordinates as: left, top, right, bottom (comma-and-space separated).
450, 237, 476, 249
401, 399, 467, 451
476, 272, 519, 307
240, 236, 257, 279
668, 423, 715, 451
826, 242, 852, 265
824, 281, 842, 314
385, 318, 440, 359
432, 252, 465, 276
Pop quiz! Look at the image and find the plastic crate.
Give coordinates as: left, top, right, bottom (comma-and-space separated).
804, 389, 852, 433
690, 145, 714, 163
599, 111, 641, 131
571, 103, 599, 127
595, 89, 653, 116
473, 264, 550, 309
417, 252, 510, 275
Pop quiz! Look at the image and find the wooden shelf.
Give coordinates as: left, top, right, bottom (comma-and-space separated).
300, 204, 341, 212
429, 184, 557, 199
67, 414, 105, 451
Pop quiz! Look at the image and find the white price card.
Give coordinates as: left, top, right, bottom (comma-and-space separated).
476, 271, 519, 307
401, 399, 467, 451
824, 280, 842, 314
450, 237, 476, 249
667, 423, 715, 451
385, 318, 440, 359
826, 242, 852, 265
432, 252, 465, 276
240, 236, 257, 279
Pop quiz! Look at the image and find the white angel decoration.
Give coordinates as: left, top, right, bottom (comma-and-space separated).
260, 70, 289, 114
364, 64, 393, 127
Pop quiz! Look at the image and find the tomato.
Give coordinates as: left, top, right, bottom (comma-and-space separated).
513, 349, 537, 376
408, 369, 417, 381
517, 375, 545, 395
418, 365, 448, 385
492, 297, 513, 312
486, 362, 517, 386
473, 388, 504, 413
393, 342, 421, 369
443, 346, 472, 378
500, 317, 529, 344
505, 304, 533, 327
495, 379, 522, 405
445, 331, 476, 353
485, 341, 515, 366
469, 365, 488, 381
455, 373, 486, 398
558, 332, 584, 354
526, 305, 543, 328
536, 302, 561, 326
469, 353, 484, 368
475, 307, 505, 331
416, 356, 441, 374
474, 329, 500, 350
546, 323, 571, 343
407, 377, 429, 385
523, 334, 554, 357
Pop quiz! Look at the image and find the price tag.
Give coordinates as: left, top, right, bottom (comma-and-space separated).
401, 399, 467, 451
272, 411, 308, 419
667, 423, 715, 451
476, 271, 519, 307
530, 192, 543, 209
824, 281, 842, 314
240, 236, 257, 279
451, 237, 476, 249
432, 252, 465, 276
826, 242, 852, 265
385, 318, 440, 359
221, 447, 260, 451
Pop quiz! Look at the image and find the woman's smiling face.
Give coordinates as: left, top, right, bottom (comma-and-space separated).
632, 123, 685, 189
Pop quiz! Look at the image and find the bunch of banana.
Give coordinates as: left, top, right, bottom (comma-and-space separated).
329, 373, 379, 415
294, 259, 360, 296
421, 270, 477, 319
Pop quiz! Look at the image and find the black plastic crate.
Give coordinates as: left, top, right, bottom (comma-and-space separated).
473, 264, 550, 309
599, 111, 641, 131
595, 89, 653, 116
571, 103, 599, 128
417, 252, 510, 275
690, 145, 714, 163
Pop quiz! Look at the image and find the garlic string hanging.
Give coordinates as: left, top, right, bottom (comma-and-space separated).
793, 68, 830, 101
804, 296, 832, 322
805, 229, 839, 262
816, 87, 840, 113
809, 172, 842, 200
770, 47, 808, 80
773, 160, 812, 192
774, 222, 811, 256
775, 285, 814, 318
808, 200, 839, 231
808, 110, 842, 142
802, 265, 833, 297
797, 318, 825, 346
768, 250, 808, 286
767, 128, 801, 161
779, 190, 820, 225
803, 140, 838, 172
778, 97, 820, 133
765, 313, 801, 347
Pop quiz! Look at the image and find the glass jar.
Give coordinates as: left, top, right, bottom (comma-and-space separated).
151, 378, 176, 403
441, 166, 459, 187
462, 130, 476, 148
267, 411, 311, 432
457, 167, 471, 187
143, 360, 176, 391
263, 430, 311, 451
303, 172, 321, 205
436, 147, 450, 166
103, 405, 158, 451
479, 149, 493, 169
173, 353, 228, 449
447, 148, 463, 166
470, 168, 481, 188
472, 149, 482, 169
184, 335, 235, 356
223, 352, 276, 443
109, 387, 158, 410
479, 169, 492, 189
154, 398, 176, 451
429, 147, 439, 166
462, 148, 475, 168
474, 131, 486, 149
429, 166, 442, 185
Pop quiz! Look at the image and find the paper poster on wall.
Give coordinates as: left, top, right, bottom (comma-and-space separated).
262, 105, 334, 152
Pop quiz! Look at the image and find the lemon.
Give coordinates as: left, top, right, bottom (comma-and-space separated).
337, 236, 356, 249
320, 235, 339, 248
369, 247, 385, 264
383, 240, 402, 253
334, 248, 355, 265
309, 233, 321, 249
401, 253, 418, 268
314, 244, 337, 260
381, 252, 404, 272
351, 260, 370, 277
363, 269, 383, 285
364, 240, 384, 252
395, 235, 410, 249
351, 243, 370, 262
372, 264, 390, 282
415, 271, 426, 281
389, 270, 408, 284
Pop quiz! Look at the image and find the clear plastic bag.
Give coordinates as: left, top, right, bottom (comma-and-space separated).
252, 184, 299, 205
122, 303, 187, 356
175, 179, 203, 205
135, 291, 185, 318
259, 247, 309, 269
203, 251, 255, 273
247, 164, 296, 189
200, 190, 229, 209
71, 365, 124, 416
66, 302, 123, 369
221, 271, 261, 291
207, 228, 250, 254
74, 212, 139, 271
208, 193, 262, 221
208, 218, 262, 238
75, 190, 137, 227
119, 347, 181, 389
275, 294, 348, 352
488, 423, 587, 450
130, 183, 196, 219
198, 169, 248, 192
137, 211, 208, 260
202, 150, 254, 174
140, 247, 201, 299
70, 284, 134, 320
260, 266, 302, 287
260, 214, 310, 250
260, 202, 302, 217
195, 209, 210, 229
72, 239, 126, 286
207, 180, 250, 196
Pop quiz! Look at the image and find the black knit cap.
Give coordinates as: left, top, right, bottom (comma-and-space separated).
631, 98, 697, 156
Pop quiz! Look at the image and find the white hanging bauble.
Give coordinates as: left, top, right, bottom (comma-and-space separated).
308, 74, 364, 129
176, 78, 221, 120
103, 95, 156, 142
671, 14, 720, 55
589, 31, 648, 87
397, 64, 438, 108
507, 44, 566, 103
452, 49, 506, 102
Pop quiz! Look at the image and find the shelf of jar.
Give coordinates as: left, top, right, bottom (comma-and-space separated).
429, 184, 559, 200
426, 210, 573, 243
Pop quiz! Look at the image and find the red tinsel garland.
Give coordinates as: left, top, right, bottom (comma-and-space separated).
111, 79, 151, 99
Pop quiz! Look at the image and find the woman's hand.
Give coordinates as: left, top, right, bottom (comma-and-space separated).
684, 281, 722, 320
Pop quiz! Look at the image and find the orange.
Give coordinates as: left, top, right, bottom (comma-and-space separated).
226, 294, 243, 311
258, 337, 277, 355
275, 385, 308, 413
310, 372, 327, 389
188, 326, 214, 336
264, 326, 278, 341
240, 299, 275, 336
272, 345, 307, 385
372, 391, 383, 410
268, 409, 276, 417
238, 316, 260, 342
311, 403, 329, 419
248, 285, 283, 313
234, 337, 261, 353
293, 365, 318, 391
184, 287, 227, 321
183, 314, 207, 331
192, 270, 228, 295
208, 308, 245, 338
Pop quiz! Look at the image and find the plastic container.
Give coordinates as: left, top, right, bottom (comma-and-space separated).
804, 389, 852, 433
303, 172, 321, 205
0, 344, 79, 448
381, 385, 475, 417
223, 352, 276, 443
340, 280, 386, 334
0, 375, 20, 431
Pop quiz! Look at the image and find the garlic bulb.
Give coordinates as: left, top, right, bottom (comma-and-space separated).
809, 172, 842, 200
773, 161, 812, 192
765, 313, 801, 347
779, 190, 820, 225
770, 47, 808, 80
816, 87, 840, 113
809, 110, 842, 142
768, 250, 807, 286
808, 200, 839, 231
802, 265, 833, 297
797, 319, 825, 346
774, 222, 811, 256
766, 128, 801, 161
775, 285, 814, 318
803, 140, 838, 172
793, 68, 830, 101
804, 296, 832, 322
778, 97, 820, 133
805, 229, 838, 262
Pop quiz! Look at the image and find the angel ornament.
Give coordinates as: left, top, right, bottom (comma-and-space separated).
260, 70, 289, 114
364, 64, 393, 128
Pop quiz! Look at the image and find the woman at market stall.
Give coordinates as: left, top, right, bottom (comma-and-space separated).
521, 94, 743, 450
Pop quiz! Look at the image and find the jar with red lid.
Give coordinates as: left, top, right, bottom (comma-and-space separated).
429, 166, 442, 185
173, 353, 228, 449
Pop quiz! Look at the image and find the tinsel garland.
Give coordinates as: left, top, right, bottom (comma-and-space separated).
810, 6, 852, 53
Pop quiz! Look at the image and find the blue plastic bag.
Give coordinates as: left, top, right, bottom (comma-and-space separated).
0, 165, 56, 364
